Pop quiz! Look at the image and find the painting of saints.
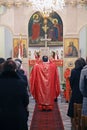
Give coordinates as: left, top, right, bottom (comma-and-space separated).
28, 11, 63, 46
65, 41, 78, 57
48, 13, 63, 42
31, 14, 40, 43
23, 44, 27, 58
52, 18, 59, 41
13, 40, 22, 58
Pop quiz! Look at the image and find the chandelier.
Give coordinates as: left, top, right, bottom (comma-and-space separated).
29, 0, 65, 14
0, 0, 87, 11
0, 0, 65, 12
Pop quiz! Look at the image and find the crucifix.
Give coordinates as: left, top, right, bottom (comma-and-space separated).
41, 24, 51, 47
40, 17, 51, 57
41, 33, 51, 47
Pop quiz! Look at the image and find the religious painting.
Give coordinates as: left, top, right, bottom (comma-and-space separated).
64, 38, 79, 58
13, 38, 27, 58
28, 11, 63, 47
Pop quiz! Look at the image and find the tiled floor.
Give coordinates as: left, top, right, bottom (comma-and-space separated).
28, 94, 71, 130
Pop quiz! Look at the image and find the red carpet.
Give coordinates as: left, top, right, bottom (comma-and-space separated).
30, 102, 64, 130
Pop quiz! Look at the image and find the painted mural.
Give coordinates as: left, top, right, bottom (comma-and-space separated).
28, 11, 63, 47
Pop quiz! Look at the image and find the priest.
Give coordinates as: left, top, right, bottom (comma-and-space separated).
30, 56, 60, 110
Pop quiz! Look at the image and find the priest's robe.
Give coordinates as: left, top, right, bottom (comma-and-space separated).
30, 61, 60, 110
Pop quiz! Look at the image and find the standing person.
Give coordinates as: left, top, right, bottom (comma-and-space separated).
30, 55, 60, 111
64, 68, 71, 103
15, 59, 29, 88
79, 59, 87, 115
67, 58, 86, 119
0, 60, 29, 130
0, 58, 5, 74
14, 58, 29, 92
15, 58, 27, 76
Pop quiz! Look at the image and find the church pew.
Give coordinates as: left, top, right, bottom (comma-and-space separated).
81, 115, 87, 130
72, 103, 82, 130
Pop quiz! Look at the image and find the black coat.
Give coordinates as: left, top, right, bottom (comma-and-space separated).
67, 68, 83, 118
0, 71, 29, 130
16, 69, 28, 87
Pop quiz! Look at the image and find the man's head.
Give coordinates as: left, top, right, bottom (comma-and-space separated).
6, 57, 12, 61
15, 58, 22, 64
42, 56, 48, 62
15, 59, 22, 70
3, 60, 16, 72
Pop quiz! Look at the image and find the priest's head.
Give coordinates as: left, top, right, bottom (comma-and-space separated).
42, 56, 48, 62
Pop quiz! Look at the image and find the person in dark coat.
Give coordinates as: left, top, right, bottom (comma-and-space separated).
0, 60, 29, 130
80, 62, 87, 115
15, 59, 28, 87
67, 57, 86, 119
0, 57, 5, 74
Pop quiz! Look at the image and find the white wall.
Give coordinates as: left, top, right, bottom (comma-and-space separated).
0, 27, 5, 57
79, 26, 87, 59
0, 26, 13, 59
5, 28, 13, 59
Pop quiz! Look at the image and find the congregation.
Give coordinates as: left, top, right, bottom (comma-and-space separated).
0, 56, 87, 130
0, 57, 29, 130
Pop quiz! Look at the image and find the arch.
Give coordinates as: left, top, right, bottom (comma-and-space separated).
79, 24, 87, 34
0, 24, 14, 34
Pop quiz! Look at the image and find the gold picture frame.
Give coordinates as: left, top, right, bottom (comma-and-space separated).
13, 38, 27, 58
64, 38, 79, 58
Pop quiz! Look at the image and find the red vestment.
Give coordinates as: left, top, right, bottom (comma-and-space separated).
64, 68, 71, 102
30, 61, 60, 110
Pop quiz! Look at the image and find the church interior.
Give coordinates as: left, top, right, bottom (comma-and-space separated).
0, 0, 87, 130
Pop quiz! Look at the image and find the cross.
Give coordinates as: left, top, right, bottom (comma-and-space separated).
41, 33, 51, 47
